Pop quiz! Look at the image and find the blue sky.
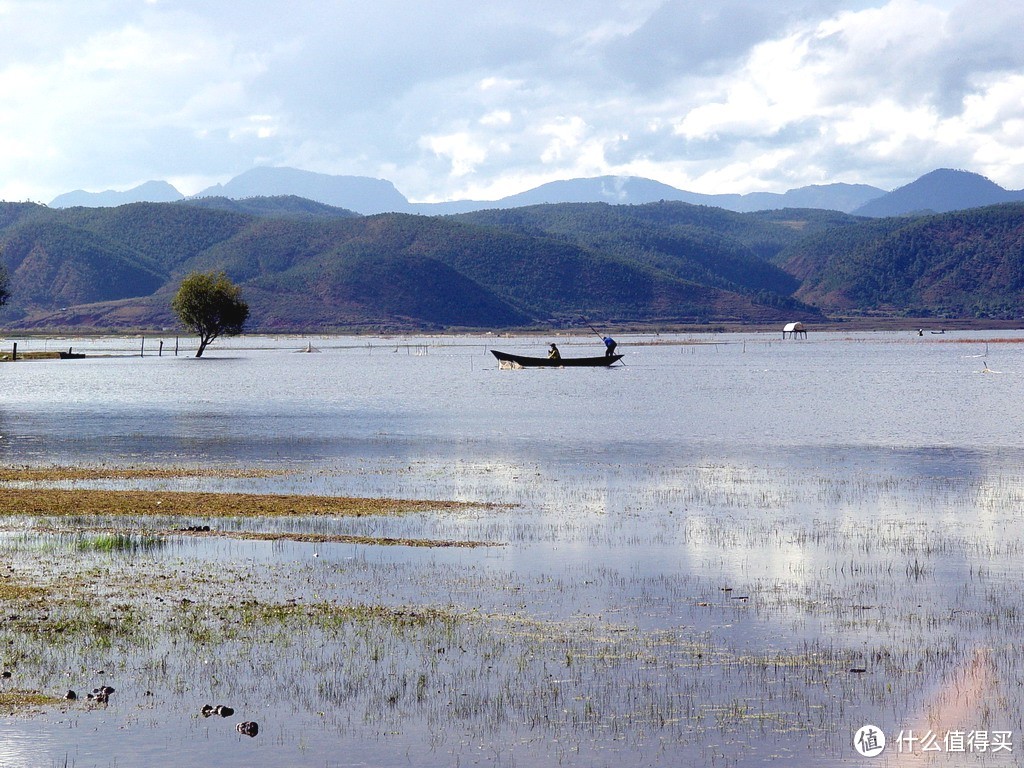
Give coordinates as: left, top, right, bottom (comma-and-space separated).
1, 0, 1021, 203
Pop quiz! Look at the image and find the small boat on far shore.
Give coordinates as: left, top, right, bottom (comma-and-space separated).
58, 349, 86, 360
491, 350, 623, 368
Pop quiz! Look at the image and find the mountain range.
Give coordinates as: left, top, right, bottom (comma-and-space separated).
3, 190, 1024, 333
48, 166, 1024, 219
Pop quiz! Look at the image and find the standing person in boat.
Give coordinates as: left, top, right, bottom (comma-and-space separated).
602, 336, 617, 357
547, 343, 561, 360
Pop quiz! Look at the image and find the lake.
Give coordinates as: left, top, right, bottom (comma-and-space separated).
0, 330, 1021, 767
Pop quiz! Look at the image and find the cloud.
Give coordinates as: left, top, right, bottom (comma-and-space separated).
0, 0, 1022, 202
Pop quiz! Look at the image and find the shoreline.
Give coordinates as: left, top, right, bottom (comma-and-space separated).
0, 317, 1021, 342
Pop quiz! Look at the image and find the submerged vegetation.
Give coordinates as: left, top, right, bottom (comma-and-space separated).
0, 455, 1020, 766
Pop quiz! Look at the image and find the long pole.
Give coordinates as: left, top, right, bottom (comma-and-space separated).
579, 315, 605, 341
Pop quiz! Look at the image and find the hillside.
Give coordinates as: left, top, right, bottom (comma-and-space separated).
455, 202, 821, 315
178, 195, 360, 219
0, 200, 821, 332
777, 203, 1024, 318
3, 198, 1024, 332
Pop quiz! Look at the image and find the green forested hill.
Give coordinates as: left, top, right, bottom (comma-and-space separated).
776, 203, 1024, 317
0, 200, 823, 331
456, 202, 827, 315
0, 198, 1022, 331
177, 195, 360, 218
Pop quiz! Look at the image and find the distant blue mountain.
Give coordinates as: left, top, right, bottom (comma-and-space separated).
193, 167, 413, 215
417, 176, 884, 214
734, 183, 887, 213
853, 169, 1024, 217
50, 180, 183, 208
51, 167, 1024, 218
49, 167, 886, 216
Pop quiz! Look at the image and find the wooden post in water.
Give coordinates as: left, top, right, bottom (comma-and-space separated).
11, 342, 16, 361
140, 337, 145, 357
175, 337, 179, 356
158, 340, 164, 357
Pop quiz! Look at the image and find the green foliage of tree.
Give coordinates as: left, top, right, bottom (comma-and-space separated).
171, 271, 249, 357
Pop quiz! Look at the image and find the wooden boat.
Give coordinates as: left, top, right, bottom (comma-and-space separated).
491, 350, 623, 368
58, 350, 86, 360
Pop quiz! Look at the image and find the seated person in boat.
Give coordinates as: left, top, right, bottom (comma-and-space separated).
547, 343, 561, 360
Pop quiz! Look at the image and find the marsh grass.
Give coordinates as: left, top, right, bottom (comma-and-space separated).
0, 575, 49, 601
0, 466, 293, 483
0, 689, 64, 712
0, 457, 1021, 766
72, 533, 164, 553
0, 488, 488, 518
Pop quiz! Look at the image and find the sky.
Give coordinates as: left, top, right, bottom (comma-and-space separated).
1, 0, 1022, 204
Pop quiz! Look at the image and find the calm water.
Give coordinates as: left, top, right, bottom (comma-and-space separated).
1, 331, 1022, 767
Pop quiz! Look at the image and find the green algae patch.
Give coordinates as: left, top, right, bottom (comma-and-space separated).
0, 488, 484, 519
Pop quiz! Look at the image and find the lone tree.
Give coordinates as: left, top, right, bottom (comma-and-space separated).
172, 271, 249, 358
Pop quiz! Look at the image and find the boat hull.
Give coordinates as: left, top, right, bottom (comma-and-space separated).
491, 350, 623, 368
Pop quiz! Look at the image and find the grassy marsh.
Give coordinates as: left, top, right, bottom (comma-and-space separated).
0, 487, 481, 518
1, 443, 1022, 766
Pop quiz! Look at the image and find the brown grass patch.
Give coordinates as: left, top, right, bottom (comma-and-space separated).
0, 351, 62, 362
0, 690, 63, 712
0, 581, 49, 601
181, 530, 500, 547
0, 488, 483, 519
0, 465, 288, 482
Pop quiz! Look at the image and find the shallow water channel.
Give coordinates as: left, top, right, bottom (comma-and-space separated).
0, 331, 1021, 767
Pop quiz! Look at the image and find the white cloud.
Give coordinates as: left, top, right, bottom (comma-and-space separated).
0, 0, 1022, 202
480, 110, 513, 128
421, 132, 491, 177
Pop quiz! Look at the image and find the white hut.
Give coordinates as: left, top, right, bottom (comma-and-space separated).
782, 322, 807, 339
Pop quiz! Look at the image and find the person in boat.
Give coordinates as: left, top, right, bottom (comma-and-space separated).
602, 336, 617, 357
547, 343, 561, 360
